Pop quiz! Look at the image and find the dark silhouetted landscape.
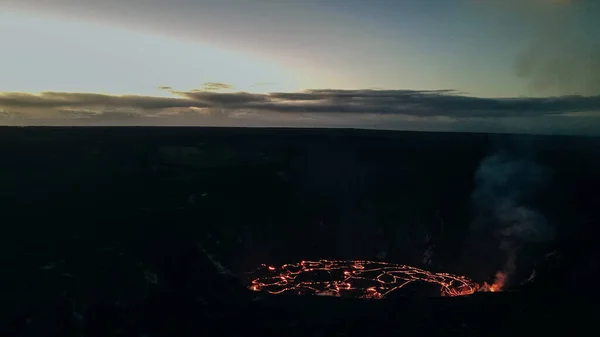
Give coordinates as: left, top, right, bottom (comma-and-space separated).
1, 127, 598, 336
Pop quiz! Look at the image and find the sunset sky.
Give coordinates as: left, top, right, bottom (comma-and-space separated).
1, 0, 599, 134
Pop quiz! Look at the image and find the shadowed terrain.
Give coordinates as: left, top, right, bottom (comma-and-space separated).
0, 127, 598, 336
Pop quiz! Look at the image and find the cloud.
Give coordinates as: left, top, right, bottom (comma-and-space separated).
1, 89, 599, 134
175, 90, 269, 105
2, 89, 600, 118
0, 92, 201, 111
198, 82, 234, 91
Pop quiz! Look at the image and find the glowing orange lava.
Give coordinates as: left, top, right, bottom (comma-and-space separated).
247, 259, 485, 299
479, 271, 507, 293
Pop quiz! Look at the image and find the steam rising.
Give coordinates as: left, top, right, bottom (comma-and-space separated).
513, 0, 600, 96
470, 151, 555, 286
516, 23, 600, 96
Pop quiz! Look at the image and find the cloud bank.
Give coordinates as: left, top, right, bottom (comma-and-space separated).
1, 88, 599, 135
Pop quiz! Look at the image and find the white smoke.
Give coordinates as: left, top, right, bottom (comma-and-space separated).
470, 151, 555, 284
514, 0, 600, 96
476, 0, 599, 96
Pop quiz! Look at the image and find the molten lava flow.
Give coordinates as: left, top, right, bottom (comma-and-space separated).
247, 259, 482, 299
479, 271, 507, 293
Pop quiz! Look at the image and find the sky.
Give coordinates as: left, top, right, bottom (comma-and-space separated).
1, 0, 599, 134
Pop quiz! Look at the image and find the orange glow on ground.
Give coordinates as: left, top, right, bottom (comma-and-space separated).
247, 259, 493, 299
479, 271, 507, 293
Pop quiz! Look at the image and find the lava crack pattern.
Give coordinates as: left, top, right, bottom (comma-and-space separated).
247, 259, 481, 299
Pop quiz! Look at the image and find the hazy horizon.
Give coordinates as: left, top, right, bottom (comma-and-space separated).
1, 0, 599, 135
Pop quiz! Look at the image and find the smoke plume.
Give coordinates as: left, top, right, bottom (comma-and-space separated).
513, 0, 600, 96
470, 150, 555, 286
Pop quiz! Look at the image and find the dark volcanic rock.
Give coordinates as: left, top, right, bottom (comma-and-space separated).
0, 127, 598, 336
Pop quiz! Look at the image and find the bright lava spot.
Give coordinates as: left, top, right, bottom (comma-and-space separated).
247, 259, 494, 299
479, 271, 507, 293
